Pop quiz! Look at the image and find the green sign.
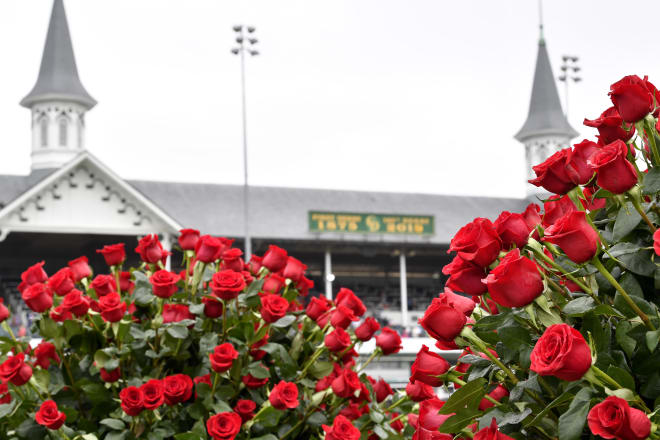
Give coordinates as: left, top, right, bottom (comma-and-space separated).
308, 211, 434, 235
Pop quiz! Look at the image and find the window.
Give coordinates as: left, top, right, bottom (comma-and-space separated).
39, 117, 48, 147
58, 117, 68, 146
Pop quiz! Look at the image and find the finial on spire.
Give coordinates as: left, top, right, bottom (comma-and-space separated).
538, 0, 545, 43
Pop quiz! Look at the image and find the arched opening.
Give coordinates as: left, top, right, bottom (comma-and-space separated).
58, 116, 68, 147
39, 116, 48, 148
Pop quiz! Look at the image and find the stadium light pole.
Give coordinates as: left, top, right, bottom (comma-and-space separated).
231, 25, 259, 261
558, 55, 581, 119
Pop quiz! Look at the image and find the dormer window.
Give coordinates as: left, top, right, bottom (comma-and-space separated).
58, 116, 68, 147
39, 116, 48, 147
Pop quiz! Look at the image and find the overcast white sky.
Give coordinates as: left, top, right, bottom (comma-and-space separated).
1, 0, 659, 199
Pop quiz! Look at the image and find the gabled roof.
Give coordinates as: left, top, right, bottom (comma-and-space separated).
20, 0, 96, 109
515, 37, 578, 142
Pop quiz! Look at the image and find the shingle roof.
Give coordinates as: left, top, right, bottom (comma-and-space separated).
0, 169, 58, 209
20, 0, 96, 109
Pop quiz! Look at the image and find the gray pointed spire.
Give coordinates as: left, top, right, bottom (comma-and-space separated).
20, 0, 96, 109
514, 38, 577, 142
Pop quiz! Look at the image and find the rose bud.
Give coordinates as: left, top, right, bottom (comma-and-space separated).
654, 229, 660, 256
98, 292, 126, 323
90, 274, 117, 297
608, 75, 654, 123
234, 399, 257, 422
99, 367, 121, 383
194, 235, 223, 263
135, 234, 165, 264
416, 398, 453, 439
0, 299, 9, 323
542, 195, 576, 227
390, 413, 404, 433
306, 295, 332, 322
296, 276, 314, 296
439, 288, 476, 316
202, 297, 224, 318
282, 256, 307, 282
355, 317, 380, 341
21, 261, 48, 287
61, 289, 90, 317
34, 342, 61, 369
584, 106, 635, 144
50, 305, 72, 322
322, 415, 360, 440
68, 256, 92, 281
544, 211, 599, 264
242, 372, 269, 389
149, 270, 180, 299
259, 293, 289, 323
261, 245, 288, 272
316, 311, 331, 328
0, 353, 32, 386
325, 327, 351, 353
448, 218, 502, 267
0, 382, 10, 405
338, 402, 363, 420
479, 385, 509, 410
194, 373, 212, 388
120, 386, 144, 416
96, 243, 126, 267
375, 327, 402, 355
209, 343, 239, 373
442, 255, 487, 296
331, 369, 361, 399
48, 268, 75, 296
494, 211, 531, 249
530, 323, 591, 381
410, 345, 450, 387
565, 139, 600, 185
221, 248, 244, 272
335, 288, 366, 317
587, 396, 651, 440
22, 283, 53, 313
330, 305, 359, 329
162, 304, 194, 324
405, 380, 436, 402
247, 255, 263, 275
35, 400, 66, 430
483, 248, 544, 308
262, 273, 286, 294
581, 186, 607, 211
418, 296, 467, 342
528, 148, 575, 194
163, 374, 193, 405
178, 228, 200, 251
588, 139, 638, 194
475, 295, 499, 315
522, 203, 542, 233
269, 380, 299, 410
373, 377, 393, 403
474, 418, 515, 440
206, 412, 242, 440
210, 270, 246, 300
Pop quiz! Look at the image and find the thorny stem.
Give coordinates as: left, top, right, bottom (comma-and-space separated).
533, 248, 600, 304
357, 348, 382, 373
630, 197, 657, 233
298, 345, 327, 380
384, 395, 408, 412
460, 327, 518, 385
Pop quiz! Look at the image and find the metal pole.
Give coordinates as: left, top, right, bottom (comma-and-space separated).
240, 31, 251, 261
399, 252, 408, 330
564, 76, 569, 119
162, 232, 172, 271
325, 250, 333, 300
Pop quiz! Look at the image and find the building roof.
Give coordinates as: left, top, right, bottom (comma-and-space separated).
514, 36, 578, 142
20, 0, 96, 109
0, 169, 57, 209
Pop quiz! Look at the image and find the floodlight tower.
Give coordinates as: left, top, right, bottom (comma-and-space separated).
558, 55, 582, 119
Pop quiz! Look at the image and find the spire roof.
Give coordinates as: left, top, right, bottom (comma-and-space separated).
514, 38, 577, 142
20, 0, 96, 109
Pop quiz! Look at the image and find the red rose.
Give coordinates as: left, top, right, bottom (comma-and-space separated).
410, 345, 450, 387
99, 292, 126, 323
119, 271, 134, 293
335, 288, 366, 317
581, 186, 607, 211
494, 211, 531, 249
442, 255, 487, 296
528, 148, 575, 194
162, 304, 194, 323
150, 270, 180, 299
338, 402, 364, 420
375, 327, 402, 355
449, 218, 501, 267
120, 386, 144, 416
322, 415, 361, 440
202, 297, 224, 318
584, 106, 636, 144
522, 203, 542, 231
178, 228, 200, 251
355, 317, 380, 341
50, 305, 72, 322
194, 235, 223, 263
61, 289, 90, 317
210, 270, 246, 300
483, 248, 544, 308
588, 396, 650, 440
390, 413, 404, 433
418, 296, 467, 342
206, 411, 242, 440
0, 382, 10, 405
99, 367, 121, 383
439, 288, 476, 316
163, 374, 193, 405
21, 261, 48, 288
542, 195, 577, 227
209, 343, 239, 373
135, 234, 166, 264
262, 245, 288, 272
68, 256, 92, 281
262, 273, 286, 294
0, 299, 9, 323
476, 295, 499, 315
234, 399, 256, 422
269, 380, 299, 409
96, 243, 126, 267
260, 293, 289, 323
588, 140, 638, 194
282, 256, 307, 282
474, 418, 515, 440
0, 353, 32, 386
530, 323, 591, 381
296, 276, 314, 296
566, 140, 600, 185
194, 374, 212, 388
90, 274, 117, 297
35, 400, 66, 430
331, 369, 361, 399
544, 211, 599, 264
306, 295, 332, 322
325, 327, 351, 353
654, 229, 660, 256
416, 398, 453, 440
34, 342, 60, 369
141, 379, 165, 410
48, 268, 75, 296
22, 283, 53, 313
405, 380, 435, 402
608, 75, 654, 123
330, 305, 359, 329
247, 255, 263, 275
373, 377, 393, 403
242, 372, 269, 389
479, 385, 509, 410
221, 248, 244, 272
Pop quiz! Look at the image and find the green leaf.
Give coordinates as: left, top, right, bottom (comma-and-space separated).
646, 330, 660, 353
619, 272, 644, 297
558, 387, 593, 440
373, 425, 388, 439
251, 436, 278, 440
618, 249, 656, 277
370, 411, 384, 424
247, 363, 270, 379
32, 369, 49, 393
607, 366, 635, 390
439, 377, 486, 414
0, 400, 18, 418
616, 321, 637, 358
39, 317, 60, 339
199, 333, 218, 354
525, 390, 574, 428
174, 435, 204, 440
100, 418, 126, 430
437, 407, 479, 433
613, 202, 642, 241
307, 412, 327, 427
606, 242, 641, 258
643, 167, 660, 194
563, 297, 596, 316
188, 303, 205, 315
271, 315, 296, 328
166, 325, 189, 339
498, 326, 532, 350
93, 349, 111, 369
253, 406, 281, 428
105, 432, 128, 440
133, 271, 156, 306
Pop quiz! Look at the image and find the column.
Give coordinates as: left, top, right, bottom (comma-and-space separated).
400, 252, 408, 330
325, 250, 333, 300
162, 232, 172, 271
